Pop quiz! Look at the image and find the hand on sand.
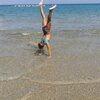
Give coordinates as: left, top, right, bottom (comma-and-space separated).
48, 55, 51, 59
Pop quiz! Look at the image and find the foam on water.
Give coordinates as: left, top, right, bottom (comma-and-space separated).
21, 32, 30, 36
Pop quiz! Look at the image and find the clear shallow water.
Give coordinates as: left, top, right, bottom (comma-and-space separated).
0, 4, 100, 81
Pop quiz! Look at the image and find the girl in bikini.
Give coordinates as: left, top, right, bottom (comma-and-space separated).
38, 0, 56, 57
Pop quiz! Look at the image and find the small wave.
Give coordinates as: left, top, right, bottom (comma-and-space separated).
21, 32, 30, 36
22, 77, 100, 85
7, 32, 30, 36
0, 76, 20, 81
1, 75, 100, 85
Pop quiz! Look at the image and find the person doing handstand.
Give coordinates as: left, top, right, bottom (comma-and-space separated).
38, 0, 56, 57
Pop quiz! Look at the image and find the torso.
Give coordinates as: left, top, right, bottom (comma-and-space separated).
42, 26, 51, 40
43, 32, 51, 40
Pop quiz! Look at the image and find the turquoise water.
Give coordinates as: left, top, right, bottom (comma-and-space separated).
0, 4, 100, 31
0, 4, 100, 81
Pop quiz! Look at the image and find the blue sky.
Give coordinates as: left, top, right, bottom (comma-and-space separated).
0, 0, 100, 4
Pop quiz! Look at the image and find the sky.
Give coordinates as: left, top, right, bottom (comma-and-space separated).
0, 0, 100, 5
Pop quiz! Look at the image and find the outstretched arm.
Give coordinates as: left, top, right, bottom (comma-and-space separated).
45, 42, 51, 57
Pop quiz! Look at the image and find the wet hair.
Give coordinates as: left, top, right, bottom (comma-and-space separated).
38, 42, 44, 49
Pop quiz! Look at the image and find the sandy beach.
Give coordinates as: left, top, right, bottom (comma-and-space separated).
1, 30, 100, 99
0, 76, 100, 100
1, 4, 100, 100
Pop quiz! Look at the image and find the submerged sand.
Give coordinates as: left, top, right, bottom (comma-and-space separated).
0, 77, 100, 100
1, 30, 100, 100
1, 51, 100, 100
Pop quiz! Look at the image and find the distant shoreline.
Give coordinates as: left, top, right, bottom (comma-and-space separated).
0, 3, 100, 6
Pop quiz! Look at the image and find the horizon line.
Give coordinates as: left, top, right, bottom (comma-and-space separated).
0, 3, 100, 5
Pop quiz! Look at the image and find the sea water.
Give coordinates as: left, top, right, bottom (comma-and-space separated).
1, 4, 100, 31
0, 4, 100, 82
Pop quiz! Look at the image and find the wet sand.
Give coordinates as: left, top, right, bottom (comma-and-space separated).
0, 77, 100, 100
1, 30, 100, 100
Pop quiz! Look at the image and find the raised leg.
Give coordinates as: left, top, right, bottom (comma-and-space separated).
46, 10, 53, 30
39, 0, 47, 27
46, 5, 56, 30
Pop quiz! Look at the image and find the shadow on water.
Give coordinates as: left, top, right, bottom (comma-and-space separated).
34, 49, 47, 56
27, 43, 48, 57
